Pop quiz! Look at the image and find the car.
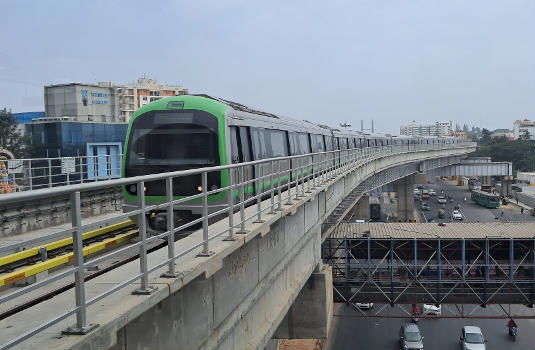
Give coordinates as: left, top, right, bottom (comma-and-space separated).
460, 326, 486, 350
429, 189, 437, 196
417, 185, 424, 190
452, 210, 463, 220
422, 190, 430, 199
421, 203, 430, 211
355, 302, 374, 309
399, 323, 424, 350
437, 196, 447, 204
414, 189, 421, 196
423, 304, 441, 315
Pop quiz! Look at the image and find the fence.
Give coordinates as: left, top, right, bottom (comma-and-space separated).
0, 154, 122, 193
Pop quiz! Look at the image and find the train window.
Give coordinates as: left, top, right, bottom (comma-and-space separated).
324, 135, 334, 151
251, 128, 267, 159
299, 133, 311, 154
334, 138, 340, 150
339, 138, 348, 150
269, 130, 288, 157
239, 127, 252, 162
230, 127, 241, 163
310, 134, 325, 152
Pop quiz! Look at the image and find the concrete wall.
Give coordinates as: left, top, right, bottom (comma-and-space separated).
0, 187, 122, 236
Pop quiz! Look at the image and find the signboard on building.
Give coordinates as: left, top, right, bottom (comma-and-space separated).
61, 157, 76, 173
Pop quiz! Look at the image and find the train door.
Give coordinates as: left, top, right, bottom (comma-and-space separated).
237, 126, 254, 200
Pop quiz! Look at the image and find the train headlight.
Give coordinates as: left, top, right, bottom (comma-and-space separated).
197, 185, 203, 192
128, 184, 137, 194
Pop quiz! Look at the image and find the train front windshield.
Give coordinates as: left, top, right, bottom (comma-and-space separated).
126, 111, 219, 169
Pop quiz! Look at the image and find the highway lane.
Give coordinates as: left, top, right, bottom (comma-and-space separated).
325, 303, 535, 350
415, 179, 535, 224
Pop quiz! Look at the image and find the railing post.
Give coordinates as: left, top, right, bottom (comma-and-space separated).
28, 160, 33, 190
79, 157, 84, 184
276, 160, 283, 211
224, 168, 236, 241
133, 181, 157, 295
161, 177, 179, 278
62, 191, 98, 334
237, 166, 248, 234
295, 158, 301, 200
47, 159, 52, 188
509, 238, 514, 283
268, 160, 276, 214
285, 160, 293, 205
254, 164, 264, 223
198, 172, 214, 256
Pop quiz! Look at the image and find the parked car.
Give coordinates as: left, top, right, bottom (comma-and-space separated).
429, 189, 437, 196
399, 323, 424, 350
452, 210, 463, 220
421, 203, 431, 211
437, 196, 447, 204
355, 302, 374, 310
423, 304, 441, 315
460, 326, 486, 350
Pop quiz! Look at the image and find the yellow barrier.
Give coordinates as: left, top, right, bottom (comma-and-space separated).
0, 229, 138, 287
0, 221, 133, 267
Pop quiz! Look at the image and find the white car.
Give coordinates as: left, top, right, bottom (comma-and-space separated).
429, 189, 437, 196
355, 302, 374, 310
423, 304, 441, 315
460, 326, 486, 350
452, 210, 463, 220
437, 196, 447, 204
414, 189, 421, 195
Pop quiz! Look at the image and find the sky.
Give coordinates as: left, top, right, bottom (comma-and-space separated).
0, 0, 533, 134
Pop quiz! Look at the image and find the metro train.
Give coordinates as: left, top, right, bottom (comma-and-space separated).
121, 95, 460, 231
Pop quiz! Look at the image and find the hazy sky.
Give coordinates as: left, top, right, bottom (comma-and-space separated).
1, 0, 533, 134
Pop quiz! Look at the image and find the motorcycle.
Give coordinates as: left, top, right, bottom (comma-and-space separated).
509, 326, 517, 341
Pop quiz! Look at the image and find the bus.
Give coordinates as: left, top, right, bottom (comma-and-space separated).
471, 190, 500, 208
422, 189, 429, 199
468, 178, 481, 191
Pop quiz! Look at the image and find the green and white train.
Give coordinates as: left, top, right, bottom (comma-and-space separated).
122, 95, 460, 231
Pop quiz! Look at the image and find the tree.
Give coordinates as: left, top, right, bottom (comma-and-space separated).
0, 110, 31, 158
481, 128, 491, 142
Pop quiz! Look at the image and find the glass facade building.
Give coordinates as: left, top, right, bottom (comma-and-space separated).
27, 122, 128, 158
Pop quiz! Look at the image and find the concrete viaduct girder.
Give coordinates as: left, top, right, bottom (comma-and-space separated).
3, 144, 476, 350
426, 162, 512, 177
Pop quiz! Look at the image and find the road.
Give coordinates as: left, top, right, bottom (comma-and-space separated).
325, 303, 535, 350
415, 179, 535, 223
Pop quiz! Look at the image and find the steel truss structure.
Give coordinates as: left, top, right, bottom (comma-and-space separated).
323, 237, 535, 306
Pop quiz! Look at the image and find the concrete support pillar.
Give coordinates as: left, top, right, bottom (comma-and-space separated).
482, 176, 491, 185
395, 175, 415, 222
501, 176, 513, 197
273, 264, 333, 339
347, 194, 370, 220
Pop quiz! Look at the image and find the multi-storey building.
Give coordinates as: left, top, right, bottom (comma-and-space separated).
400, 121, 452, 137
118, 78, 188, 122
513, 119, 535, 140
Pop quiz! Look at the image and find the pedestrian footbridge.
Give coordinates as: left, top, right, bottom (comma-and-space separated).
324, 222, 535, 306
0, 143, 475, 350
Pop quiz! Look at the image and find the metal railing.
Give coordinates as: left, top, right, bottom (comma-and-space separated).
0, 154, 122, 193
0, 141, 475, 349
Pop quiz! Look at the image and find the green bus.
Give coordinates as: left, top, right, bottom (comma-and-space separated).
471, 190, 500, 208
